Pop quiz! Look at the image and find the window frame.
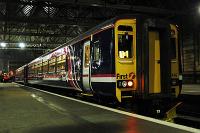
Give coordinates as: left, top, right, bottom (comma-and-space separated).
84, 42, 90, 68
117, 30, 134, 59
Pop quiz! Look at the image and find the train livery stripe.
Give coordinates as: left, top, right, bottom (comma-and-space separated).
91, 74, 115, 77
82, 74, 115, 78
90, 74, 116, 82
91, 77, 116, 83
43, 78, 60, 81
42, 76, 116, 82
82, 75, 89, 77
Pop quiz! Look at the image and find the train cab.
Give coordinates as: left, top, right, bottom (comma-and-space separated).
115, 19, 137, 102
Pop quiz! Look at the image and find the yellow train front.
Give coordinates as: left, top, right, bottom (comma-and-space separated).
15, 15, 182, 113
113, 16, 181, 104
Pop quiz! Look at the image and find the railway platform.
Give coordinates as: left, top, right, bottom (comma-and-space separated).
174, 84, 200, 129
0, 83, 199, 133
182, 84, 200, 95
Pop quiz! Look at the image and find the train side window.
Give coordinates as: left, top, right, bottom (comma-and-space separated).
43, 61, 48, 73
49, 65, 55, 73
30, 65, 34, 74
93, 40, 101, 62
49, 57, 56, 73
37, 63, 42, 74
84, 45, 90, 68
93, 28, 112, 65
56, 55, 65, 73
170, 38, 176, 59
118, 33, 133, 58
33, 64, 37, 74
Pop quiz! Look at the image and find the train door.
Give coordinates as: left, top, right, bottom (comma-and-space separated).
24, 65, 28, 84
148, 31, 161, 93
170, 25, 182, 97
83, 40, 91, 92
115, 19, 137, 102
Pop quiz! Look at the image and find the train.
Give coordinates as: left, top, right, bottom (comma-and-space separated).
16, 15, 182, 111
0, 71, 15, 83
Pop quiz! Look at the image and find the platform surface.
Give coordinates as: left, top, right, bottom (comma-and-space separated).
0, 83, 199, 133
182, 84, 200, 95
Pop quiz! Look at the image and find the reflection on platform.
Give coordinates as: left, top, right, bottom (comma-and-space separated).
0, 83, 198, 133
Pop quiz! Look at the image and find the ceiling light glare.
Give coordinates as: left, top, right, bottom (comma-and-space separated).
199, 6, 200, 14
0, 42, 6, 47
19, 43, 25, 48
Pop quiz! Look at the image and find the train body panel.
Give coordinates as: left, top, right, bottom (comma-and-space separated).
170, 24, 182, 97
90, 27, 116, 97
15, 15, 182, 104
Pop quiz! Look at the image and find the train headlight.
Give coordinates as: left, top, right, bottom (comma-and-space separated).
122, 81, 127, 87
128, 81, 133, 87
117, 80, 133, 88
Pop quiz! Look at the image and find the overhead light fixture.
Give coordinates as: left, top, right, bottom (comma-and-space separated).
91, 3, 100, 7
19, 42, 25, 48
199, 6, 200, 13
0, 42, 6, 47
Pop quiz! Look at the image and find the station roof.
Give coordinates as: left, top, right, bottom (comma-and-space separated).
0, 0, 199, 70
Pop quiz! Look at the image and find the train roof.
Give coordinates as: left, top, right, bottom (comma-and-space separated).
42, 14, 140, 56
22, 14, 153, 66
26, 15, 139, 65
58, 14, 150, 48
16, 64, 27, 71
42, 16, 117, 56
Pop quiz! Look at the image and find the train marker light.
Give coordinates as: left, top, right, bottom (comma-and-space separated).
128, 81, 133, 87
19, 43, 25, 48
122, 81, 127, 87
0, 42, 6, 47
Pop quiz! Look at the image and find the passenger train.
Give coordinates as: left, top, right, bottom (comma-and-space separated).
16, 15, 182, 107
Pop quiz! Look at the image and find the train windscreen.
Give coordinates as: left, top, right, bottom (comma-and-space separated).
118, 32, 133, 59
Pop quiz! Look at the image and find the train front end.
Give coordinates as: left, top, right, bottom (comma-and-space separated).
114, 17, 182, 106
114, 19, 137, 103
